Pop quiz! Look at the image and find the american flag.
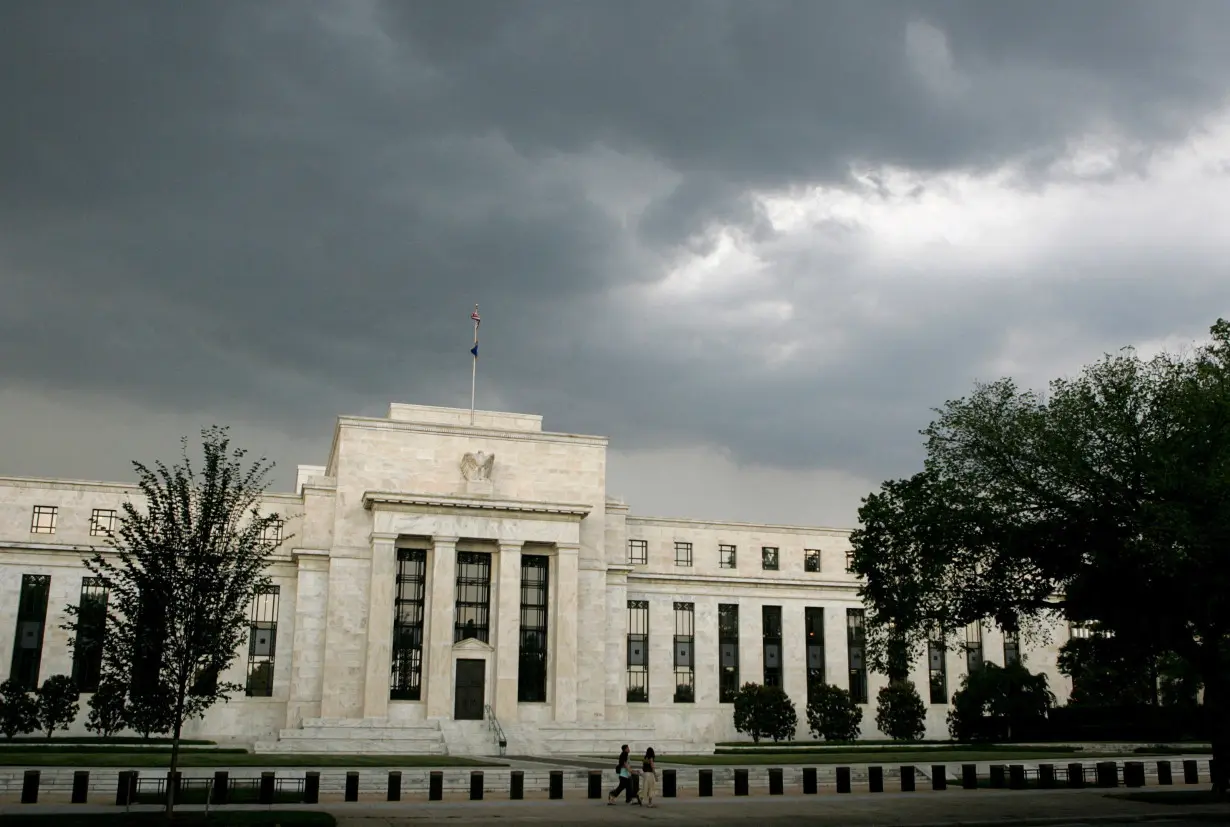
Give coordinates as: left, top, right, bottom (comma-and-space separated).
471, 305, 481, 328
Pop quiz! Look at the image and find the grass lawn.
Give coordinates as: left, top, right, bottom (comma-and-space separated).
0, 751, 500, 768
1, 813, 334, 826
1, 737, 215, 746
660, 748, 1131, 766
715, 743, 1081, 756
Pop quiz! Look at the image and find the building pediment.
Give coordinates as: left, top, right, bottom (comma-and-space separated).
362, 491, 591, 519
452, 637, 494, 654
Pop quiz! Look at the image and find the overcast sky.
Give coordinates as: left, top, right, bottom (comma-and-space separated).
3, 1, 1229, 527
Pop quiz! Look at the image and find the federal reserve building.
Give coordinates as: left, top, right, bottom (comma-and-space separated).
0, 402, 1072, 755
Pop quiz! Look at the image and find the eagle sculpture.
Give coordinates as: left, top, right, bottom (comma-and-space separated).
460, 451, 495, 482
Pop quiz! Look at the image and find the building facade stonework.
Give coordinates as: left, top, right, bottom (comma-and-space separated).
0, 403, 1071, 755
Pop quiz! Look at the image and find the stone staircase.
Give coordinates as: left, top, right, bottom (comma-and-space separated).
253, 717, 447, 755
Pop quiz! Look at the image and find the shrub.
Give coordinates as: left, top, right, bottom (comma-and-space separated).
37, 675, 80, 740
128, 687, 175, 740
947, 661, 1053, 742
733, 683, 798, 743
0, 680, 39, 740
875, 680, 926, 742
86, 679, 129, 738
806, 682, 863, 741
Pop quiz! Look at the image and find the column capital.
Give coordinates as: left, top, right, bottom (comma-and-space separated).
369, 532, 399, 544
432, 535, 460, 547
498, 540, 524, 554
555, 542, 581, 555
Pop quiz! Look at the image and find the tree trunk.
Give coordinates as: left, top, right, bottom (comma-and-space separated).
165, 690, 186, 817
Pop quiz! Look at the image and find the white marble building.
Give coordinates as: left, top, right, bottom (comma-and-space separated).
0, 402, 1071, 755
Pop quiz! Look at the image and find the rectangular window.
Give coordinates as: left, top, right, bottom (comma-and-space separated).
246, 585, 280, 696
804, 549, 822, 572
761, 546, 779, 570
674, 542, 693, 567
845, 549, 855, 572
10, 574, 51, 689
846, 608, 868, 704
518, 555, 550, 703
965, 621, 984, 674
673, 602, 695, 703
718, 603, 739, 703
261, 519, 284, 544
72, 577, 109, 692
131, 594, 165, 697
805, 607, 825, 704
1003, 630, 1020, 666
89, 509, 117, 537
719, 544, 737, 569
1069, 621, 1090, 640
762, 605, 783, 687
628, 539, 647, 565
454, 552, 492, 643
627, 600, 649, 702
391, 549, 427, 700
30, 506, 57, 535
928, 631, 947, 704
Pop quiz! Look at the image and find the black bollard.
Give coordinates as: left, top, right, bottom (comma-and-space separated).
21, 770, 39, 804
1183, 759, 1199, 785
962, 764, 978, 790
1124, 761, 1145, 788
901, 765, 915, 792
259, 772, 275, 805
345, 771, 359, 802
115, 771, 133, 806
931, 765, 947, 791
768, 768, 784, 795
429, 771, 443, 801
1096, 761, 1118, 788
549, 770, 563, 800
803, 767, 818, 794
588, 770, 602, 799
869, 766, 884, 793
1039, 764, 1056, 789
72, 770, 89, 804
699, 769, 713, 797
663, 768, 676, 798
470, 771, 484, 801
510, 770, 524, 800
212, 771, 229, 805
304, 772, 319, 805
836, 766, 852, 794
989, 765, 1006, 788
1067, 763, 1085, 788
734, 768, 749, 796
1157, 761, 1173, 786
1009, 764, 1026, 790
166, 771, 181, 804
387, 771, 401, 802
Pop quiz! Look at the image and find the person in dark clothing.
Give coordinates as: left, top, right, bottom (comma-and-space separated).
607, 744, 641, 805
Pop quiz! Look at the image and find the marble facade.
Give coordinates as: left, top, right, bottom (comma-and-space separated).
0, 402, 1072, 754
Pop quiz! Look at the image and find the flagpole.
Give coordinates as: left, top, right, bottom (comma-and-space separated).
470, 304, 479, 425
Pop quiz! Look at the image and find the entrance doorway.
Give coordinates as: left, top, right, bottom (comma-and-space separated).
454, 659, 485, 720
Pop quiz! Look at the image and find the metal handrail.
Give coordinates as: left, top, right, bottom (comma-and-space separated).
484, 704, 508, 756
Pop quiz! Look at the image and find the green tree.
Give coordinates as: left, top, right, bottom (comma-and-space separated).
85, 679, 128, 738
36, 675, 80, 740
806, 682, 863, 741
875, 680, 926, 742
947, 661, 1054, 742
0, 680, 38, 740
849, 319, 1230, 793
64, 426, 288, 814
732, 683, 798, 743
1057, 629, 1159, 707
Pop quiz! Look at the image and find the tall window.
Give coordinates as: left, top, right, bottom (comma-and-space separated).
246, 586, 279, 696
454, 552, 492, 643
762, 605, 783, 687
673, 602, 695, 702
965, 621, 984, 674
928, 630, 947, 704
718, 604, 739, 703
1003, 630, 1021, 666
89, 509, 117, 537
131, 594, 165, 696
627, 600, 649, 702
518, 555, 550, 703
391, 549, 427, 700
805, 607, 825, 704
628, 539, 647, 565
846, 608, 868, 704
804, 549, 822, 572
72, 577, 109, 692
719, 544, 737, 569
30, 506, 57, 535
10, 574, 51, 689
674, 542, 693, 567
761, 547, 779, 570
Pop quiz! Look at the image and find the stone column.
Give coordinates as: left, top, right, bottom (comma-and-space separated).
286, 549, 330, 728
782, 602, 808, 708
553, 543, 580, 722
604, 569, 629, 720
362, 533, 399, 719
495, 541, 522, 721
425, 536, 458, 719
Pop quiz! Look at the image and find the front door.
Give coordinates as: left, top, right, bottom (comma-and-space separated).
454, 659, 485, 720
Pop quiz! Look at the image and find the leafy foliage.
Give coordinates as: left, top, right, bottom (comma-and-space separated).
85, 679, 128, 738
850, 319, 1230, 791
874, 680, 926, 742
62, 426, 288, 813
0, 680, 38, 740
732, 683, 798, 743
36, 675, 80, 740
946, 662, 1054, 742
1057, 630, 1159, 706
806, 682, 863, 742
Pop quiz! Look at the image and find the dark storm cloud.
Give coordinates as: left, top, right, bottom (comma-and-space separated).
2, 0, 1230, 496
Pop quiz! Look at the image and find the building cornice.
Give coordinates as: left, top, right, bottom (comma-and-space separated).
362, 491, 592, 519
335, 416, 608, 447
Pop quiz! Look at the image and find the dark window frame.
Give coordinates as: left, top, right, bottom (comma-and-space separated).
674, 542, 693, 567
762, 605, 783, 687
804, 549, 822, 573
10, 574, 51, 689
718, 603, 740, 703
627, 600, 649, 702
673, 602, 695, 703
761, 546, 779, 571
72, 577, 109, 692
965, 621, 984, 674
391, 548, 427, 700
627, 539, 648, 565
245, 585, 280, 697
30, 506, 57, 535
1003, 629, 1021, 666
805, 607, 825, 704
261, 519, 284, 544
718, 544, 737, 569
454, 552, 492, 643
928, 631, 947, 704
518, 554, 550, 703
846, 608, 868, 704
89, 509, 117, 537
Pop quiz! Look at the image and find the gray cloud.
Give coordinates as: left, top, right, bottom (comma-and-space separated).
3, 0, 1230, 524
